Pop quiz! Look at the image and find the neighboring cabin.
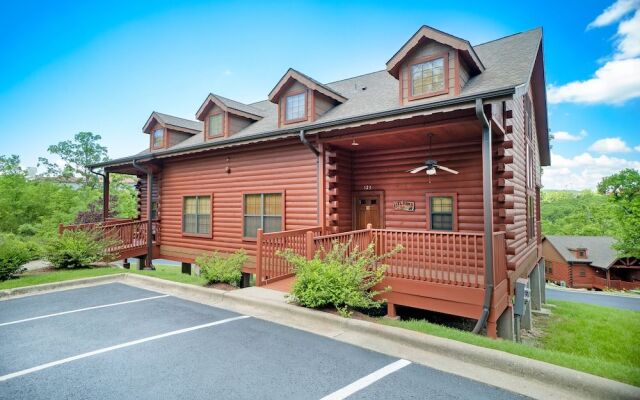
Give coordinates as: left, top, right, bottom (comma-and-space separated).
543, 236, 640, 290
62, 25, 551, 338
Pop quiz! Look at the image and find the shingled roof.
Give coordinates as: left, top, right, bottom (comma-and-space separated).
95, 27, 544, 168
544, 236, 619, 269
143, 112, 203, 134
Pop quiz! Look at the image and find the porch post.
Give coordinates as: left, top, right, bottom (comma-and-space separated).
144, 170, 154, 270
256, 228, 263, 286
103, 172, 110, 221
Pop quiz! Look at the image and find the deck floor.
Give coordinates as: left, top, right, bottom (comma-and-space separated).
263, 277, 295, 293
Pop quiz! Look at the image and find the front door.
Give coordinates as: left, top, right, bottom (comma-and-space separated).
354, 193, 382, 229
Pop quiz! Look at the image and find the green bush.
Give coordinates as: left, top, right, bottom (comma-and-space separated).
0, 235, 34, 281
196, 250, 248, 286
44, 230, 117, 269
279, 240, 402, 316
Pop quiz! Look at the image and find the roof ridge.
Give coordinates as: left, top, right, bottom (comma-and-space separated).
155, 111, 200, 123
473, 26, 542, 48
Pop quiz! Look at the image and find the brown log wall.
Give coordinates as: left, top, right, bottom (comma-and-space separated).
157, 139, 318, 260
348, 138, 484, 232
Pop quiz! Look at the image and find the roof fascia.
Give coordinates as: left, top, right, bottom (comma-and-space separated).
386, 25, 485, 78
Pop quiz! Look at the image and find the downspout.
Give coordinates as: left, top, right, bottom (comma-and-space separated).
472, 98, 495, 334
299, 130, 322, 226
132, 159, 154, 270
89, 167, 109, 221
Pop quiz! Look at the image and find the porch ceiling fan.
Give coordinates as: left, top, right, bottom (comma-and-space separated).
407, 133, 459, 178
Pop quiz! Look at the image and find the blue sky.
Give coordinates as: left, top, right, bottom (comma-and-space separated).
1, 0, 639, 189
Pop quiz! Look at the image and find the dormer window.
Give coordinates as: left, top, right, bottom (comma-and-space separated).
152, 128, 164, 148
409, 55, 447, 99
285, 91, 306, 122
208, 113, 223, 138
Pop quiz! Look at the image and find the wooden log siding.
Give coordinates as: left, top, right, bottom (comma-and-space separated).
349, 139, 484, 232
157, 139, 319, 261
138, 174, 160, 220
501, 88, 541, 272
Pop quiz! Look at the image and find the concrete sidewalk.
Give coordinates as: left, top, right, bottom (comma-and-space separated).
2, 274, 639, 400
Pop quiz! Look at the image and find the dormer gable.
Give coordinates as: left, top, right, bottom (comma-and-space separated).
143, 111, 202, 151
196, 93, 263, 140
387, 26, 484, 105
268, 68, 347, 127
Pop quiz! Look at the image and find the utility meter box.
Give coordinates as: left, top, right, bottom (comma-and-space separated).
514, 278, 530, 317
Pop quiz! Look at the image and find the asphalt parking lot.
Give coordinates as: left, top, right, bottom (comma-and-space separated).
0, 283, 526, 399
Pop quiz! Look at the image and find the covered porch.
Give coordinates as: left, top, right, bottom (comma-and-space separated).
256, 103, 513, 337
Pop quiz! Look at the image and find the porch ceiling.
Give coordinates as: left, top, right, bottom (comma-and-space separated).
320, 110, 482, 151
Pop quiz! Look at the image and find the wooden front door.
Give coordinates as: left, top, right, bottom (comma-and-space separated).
354, 193, 382, 229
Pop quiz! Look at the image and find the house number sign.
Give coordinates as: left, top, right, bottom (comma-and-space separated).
393, 200, 415, 212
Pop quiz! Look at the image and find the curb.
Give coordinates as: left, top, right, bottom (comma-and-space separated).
2, 274, 638, 400
0, 274, 125, 299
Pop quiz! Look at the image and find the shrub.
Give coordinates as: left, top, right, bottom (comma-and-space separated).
279, 240, 402, 316
17, 223, 38, 236
44, 230, 117, 269
196, 250, 248, 286
0, 235, 33, 281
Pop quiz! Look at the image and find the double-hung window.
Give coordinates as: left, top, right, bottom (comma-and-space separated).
285, 92, 306, 122
411, 57, 445, 97
243, 193, 283, 238
208, 113, 223, 137
152, 128, 164, 148
429, 196, 454, 231
182, 195, 211, 236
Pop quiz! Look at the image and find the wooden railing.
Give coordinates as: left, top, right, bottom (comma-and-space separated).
59, 219, 158, 255
255, 226, 510, 290
314, 228, 373, 256
255, 226, 322, 286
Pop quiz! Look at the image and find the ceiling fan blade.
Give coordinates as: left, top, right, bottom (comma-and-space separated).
408, 165, 429, 174
436, 165, 459, 174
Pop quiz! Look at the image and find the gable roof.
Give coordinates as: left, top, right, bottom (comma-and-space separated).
142, 112, 203, 134
195, 93, 264, 121
94, 27, 544, 169
544, 236, 619, 269
268, 68, 348, 104
386, 25, 485, 78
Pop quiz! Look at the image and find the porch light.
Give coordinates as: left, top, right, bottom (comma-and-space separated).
351, 139, 359, 146
426, 167, 437, 176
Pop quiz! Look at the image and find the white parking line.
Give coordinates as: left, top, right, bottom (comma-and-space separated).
0, 315, 250, 382
0, 294, 170, 327
319, 359, 411, 400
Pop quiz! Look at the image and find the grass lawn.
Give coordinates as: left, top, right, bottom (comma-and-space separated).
380, 300, 640, 386
0, 267, 123, 290
0, 264, 206, 291
127, 264, 207, 286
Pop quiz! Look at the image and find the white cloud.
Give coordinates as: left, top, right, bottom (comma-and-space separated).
549, 0, 640, 104
547, 58, 640, 104
615, 10, 640, 59
542, 151, 640, 189
588, 0, 639, 28
223, 69, 232, 76
552, 129, 587, 141
635, 145, 640, 152
588, 137, 632, 153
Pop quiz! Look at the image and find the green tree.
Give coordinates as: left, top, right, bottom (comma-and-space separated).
540, 190, 619, 236
0, 155, 24, 176
38, 132, 108, 189
597, 169, 640, 257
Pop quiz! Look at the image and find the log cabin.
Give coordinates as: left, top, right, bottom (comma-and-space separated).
63, 25, 551, 338
543, 236, 640, 290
